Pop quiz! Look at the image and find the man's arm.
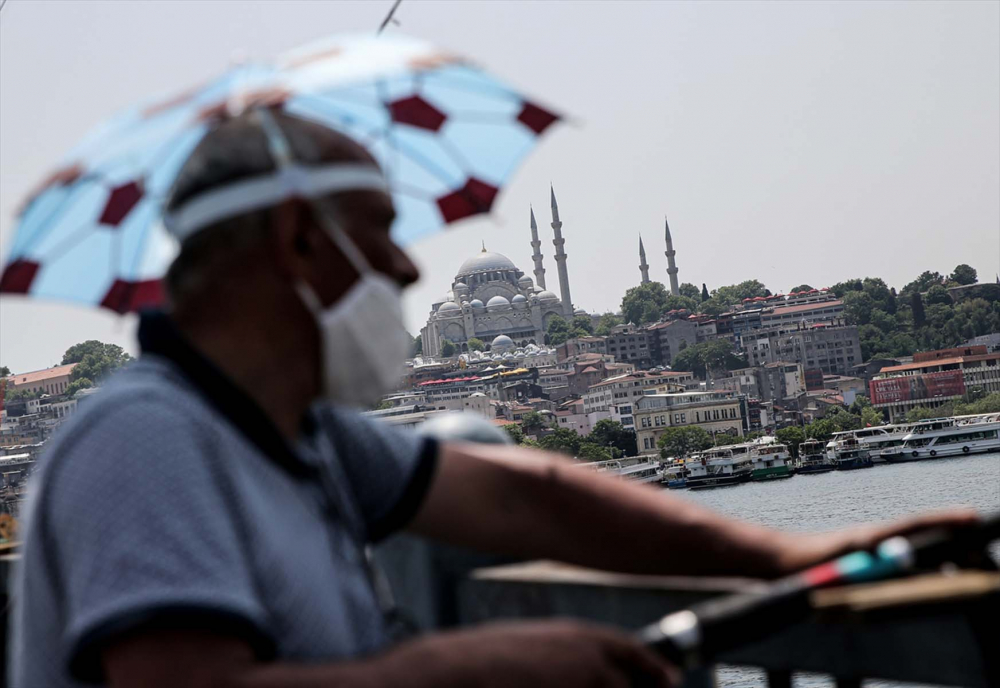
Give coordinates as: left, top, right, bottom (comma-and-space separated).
408, 442, 978, 578
104, 621, 678, 688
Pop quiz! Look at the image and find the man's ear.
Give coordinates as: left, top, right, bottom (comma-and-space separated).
270, 198, 315, 280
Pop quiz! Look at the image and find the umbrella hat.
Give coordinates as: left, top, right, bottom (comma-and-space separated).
1, 33, 560, 314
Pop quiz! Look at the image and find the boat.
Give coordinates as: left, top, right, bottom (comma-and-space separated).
797, 440, 835, 474
892, 413, 1000, 461
830, 435, 873, 470
750, 442, 794, 481
841, 425, 914, 464
659, 461, 688, 489
877, 417, 959, 463
685, 447, 753, 490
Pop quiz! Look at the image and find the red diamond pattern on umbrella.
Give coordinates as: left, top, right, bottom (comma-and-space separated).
517, 101, 559, 135
0, 259, 41, 294
388, 95, 447, 132
99, 181, 144, 227
100, 278, 163, 314
436, 178, 499, 224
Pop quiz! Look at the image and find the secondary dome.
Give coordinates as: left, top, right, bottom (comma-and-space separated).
457, 250, 518, 277
537, 290, 559, 302
491, 334, 514, 350
470, 299, 485, 309
438, 301, 461, 313
511, 294, 527, 303
486, 295, 511, 308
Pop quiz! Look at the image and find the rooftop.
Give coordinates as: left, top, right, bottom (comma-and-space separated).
878, 352, 1000, 374
7, 363, 77, 386
768, 300, 843, 317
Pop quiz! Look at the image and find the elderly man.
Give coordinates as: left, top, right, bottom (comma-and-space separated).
11, 111, 973, 688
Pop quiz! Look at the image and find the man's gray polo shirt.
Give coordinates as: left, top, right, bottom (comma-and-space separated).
10, 313, 437, 688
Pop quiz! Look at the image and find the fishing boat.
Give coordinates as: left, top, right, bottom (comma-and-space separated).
893, 413, 1000, 461
685, 447, 753, 490
749, 442, 794, 481
797, 440, 835, 474
830, 435, 873, 470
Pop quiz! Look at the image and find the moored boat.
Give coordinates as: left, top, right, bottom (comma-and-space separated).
685, 447, 753, 490
892, 413, 1000, 461
750, 442, 794, 481
797, 440, 835, 474
831, 436, 873, 470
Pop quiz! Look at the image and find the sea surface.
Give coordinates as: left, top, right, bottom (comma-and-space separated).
676, 451, 1000, 688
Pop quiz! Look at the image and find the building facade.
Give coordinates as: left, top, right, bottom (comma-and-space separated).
744, 324, 862, 376
634, 392, 744, 455
606, 325, 654, 369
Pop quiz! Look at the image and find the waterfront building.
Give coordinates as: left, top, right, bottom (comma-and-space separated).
582, 371, 690, 429
870, 345, 1000, 422
634, 392, 744, 454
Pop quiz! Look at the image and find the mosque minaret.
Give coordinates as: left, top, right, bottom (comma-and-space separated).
529, 206, 547, 290
550, 186, 574, 317
638, 234, 650, 285
664, 215, 680, 296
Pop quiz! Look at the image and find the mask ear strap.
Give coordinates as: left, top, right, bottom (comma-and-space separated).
255, 107, 376, 277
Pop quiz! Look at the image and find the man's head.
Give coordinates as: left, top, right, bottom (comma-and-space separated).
163, 110, 419, 405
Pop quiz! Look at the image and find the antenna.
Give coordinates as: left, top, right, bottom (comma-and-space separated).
377, 0, 402, 35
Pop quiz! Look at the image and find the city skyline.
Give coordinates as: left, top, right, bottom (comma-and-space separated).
1, 1, 998, 373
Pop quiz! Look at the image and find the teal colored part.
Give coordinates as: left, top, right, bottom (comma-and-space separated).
835, 551, 901, 582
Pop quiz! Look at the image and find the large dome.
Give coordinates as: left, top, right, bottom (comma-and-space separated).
486, 295, 511, 309
457, 250, 518, 277
491, 334, 514, 350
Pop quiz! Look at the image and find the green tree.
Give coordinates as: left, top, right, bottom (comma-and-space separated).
679, 283, 701, 300
621, 282, 670, 325
710, 280, 769, 307
520, 411, 549, 434
949, 264, 978, 286
830, 279, 863, 297
924, 284, 952, 306
701, 283, 710, 302
440, 339, 456, 357
594, 313, 623, 336
577, 442, 615, 462
712, 433, 744, 447
467, 337, 485, 352
546, 316, 572, 346
843, 291, 875, 326
662, 294, 699, 314
587, 419, 638, 457
656, 426, 714, 458
0, 365, 10, 378
901, 271, 945, 296
697, 298, 726, 316
775, 426, 805, 457
62, 340, 132, 384
849, 395, 871, 415
571, 315, 594, 337
911, 292, 926, 328
412, 334, 422, 356
861, 406, 883, 427
65, 377, 94, 397
671, 340, 744, 379
502, 424, 525, 445
538, 428, 583, 456
5, 387, 43, 402
790, 284, 814, 293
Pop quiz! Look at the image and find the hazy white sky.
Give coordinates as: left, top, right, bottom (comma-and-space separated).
1, 0, 998, 374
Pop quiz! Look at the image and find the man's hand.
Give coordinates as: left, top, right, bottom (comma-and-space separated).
382, 620, 680, 688
771, 509, 981, 575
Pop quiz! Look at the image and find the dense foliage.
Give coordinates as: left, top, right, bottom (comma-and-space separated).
62, 340, 132, 384
467, 337, 485, 352
904, 392, 1000, 422
656, 426, 715, 458
670, 340, 746, 378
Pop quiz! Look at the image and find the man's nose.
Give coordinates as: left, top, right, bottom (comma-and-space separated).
390, 245, 420, 288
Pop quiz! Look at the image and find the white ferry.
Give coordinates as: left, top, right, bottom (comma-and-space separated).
893, 413, 1000, 461
797, 440, 835, 474
582, 457, 662, 484
828, 435, 873, 470
685, 447, 753, 490
876, 418, 957, 462
750, 442, 794, 481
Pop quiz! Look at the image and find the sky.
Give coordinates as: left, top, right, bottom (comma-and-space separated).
1, 0, 998, 374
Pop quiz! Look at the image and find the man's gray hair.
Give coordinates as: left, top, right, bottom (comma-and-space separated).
163, 111, 373, 307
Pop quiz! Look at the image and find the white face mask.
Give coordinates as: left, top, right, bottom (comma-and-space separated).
295, 211, 411, 408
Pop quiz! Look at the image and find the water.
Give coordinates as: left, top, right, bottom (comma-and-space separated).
677, 451, 1000, 688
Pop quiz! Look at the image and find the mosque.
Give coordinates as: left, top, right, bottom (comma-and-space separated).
421, 187, 585, 357
421, 188, 683, 358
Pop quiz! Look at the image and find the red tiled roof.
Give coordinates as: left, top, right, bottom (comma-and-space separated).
768, 300, 843, 317
9, 363, 77, 385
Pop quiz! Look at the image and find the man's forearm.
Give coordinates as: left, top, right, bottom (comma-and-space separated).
410, 443, 793, 578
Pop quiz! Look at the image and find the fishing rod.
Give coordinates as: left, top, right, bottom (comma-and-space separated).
638, 512, 1000, 667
